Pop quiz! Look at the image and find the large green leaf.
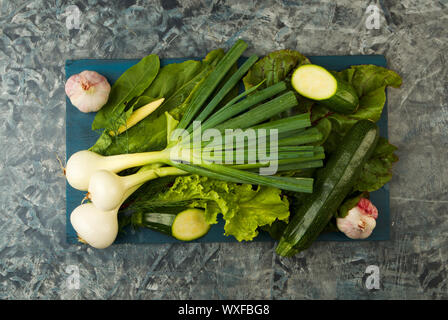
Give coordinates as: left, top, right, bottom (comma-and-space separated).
142, 60, 203, 99
91, 54, 160, 130
314, 65, 402, 153
346, 65, 403, 97
354, 137, 399, 192
223, 186, 290, 241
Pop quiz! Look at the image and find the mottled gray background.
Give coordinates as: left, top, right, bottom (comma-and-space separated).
0, 0, 447, 299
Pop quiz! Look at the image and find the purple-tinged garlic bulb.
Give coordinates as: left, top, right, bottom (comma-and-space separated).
65, 70, 111, 113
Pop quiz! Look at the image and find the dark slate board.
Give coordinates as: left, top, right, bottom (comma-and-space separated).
65, 55, 390, 244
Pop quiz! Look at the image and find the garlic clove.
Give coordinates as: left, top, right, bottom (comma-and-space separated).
65, 70, 111, 113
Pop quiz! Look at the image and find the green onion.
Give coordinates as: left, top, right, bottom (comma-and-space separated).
73, 42, 325, 196
276, 160, 324, 172
251, 113, 311, 135
278, 127, 323, 146
230, 160, 324, 172
200, 81, 287, 132
177, 39, 248, 130
214, 91, 298, 131
167, 160, 245, 184
187, 55, 259, 129
191, 161, 314, 193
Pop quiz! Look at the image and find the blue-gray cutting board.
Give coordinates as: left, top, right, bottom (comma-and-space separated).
65, 54, 390, 245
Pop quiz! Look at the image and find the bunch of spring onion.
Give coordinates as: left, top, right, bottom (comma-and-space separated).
66, 39, 324, 248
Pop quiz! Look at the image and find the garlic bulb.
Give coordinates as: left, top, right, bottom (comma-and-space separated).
336, 198, 378, 239
65, 70, 111, 113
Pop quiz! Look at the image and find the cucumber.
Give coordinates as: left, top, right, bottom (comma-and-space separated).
172, 208, 211, 241
131, 206, 210, 241
276, 120, 379, 256
291, 64, 359, 114
138, 211, 177, 236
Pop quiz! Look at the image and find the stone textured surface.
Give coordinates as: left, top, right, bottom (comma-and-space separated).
0, 0, 447, 299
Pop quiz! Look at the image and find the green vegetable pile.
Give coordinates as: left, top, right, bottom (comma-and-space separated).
84, 40, 401, 254
246, 50, 401, 251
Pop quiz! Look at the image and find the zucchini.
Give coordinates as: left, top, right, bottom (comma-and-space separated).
138, 212, 177, 236
276, 120, 379, 256
132, 207, 211, 241
172, 209, 211, 241
291, 64, 359, 114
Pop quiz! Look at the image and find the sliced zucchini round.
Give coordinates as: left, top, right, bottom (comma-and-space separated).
292, 64, 337, 100
291, 64, 359, 114
172, 208, 211, 241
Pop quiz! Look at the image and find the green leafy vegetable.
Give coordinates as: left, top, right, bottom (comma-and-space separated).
83, 42, 402, 249
313, 65, 402, 153
243, 49, 314, 116
91, 54, 160, 130
151, 175, 290, 241
224, 186, 289, 241
86, 41, 320, 199
243, 49, 310, 90
141, 60, 203, 100
177, 39, 248, 130
353, 137, 399, 192
339, 64, 403, 98
90, 49, 225, 155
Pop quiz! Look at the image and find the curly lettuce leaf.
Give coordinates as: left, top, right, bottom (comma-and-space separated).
354, 137, 399, 192
153, 175, 290, 241
223, 186, 290, 241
